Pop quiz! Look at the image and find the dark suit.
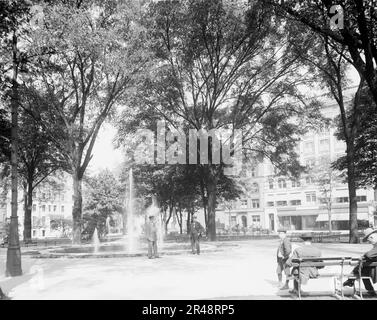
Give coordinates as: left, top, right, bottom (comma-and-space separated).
287, 244, 321, 288
276, 237, 292, 280
190, 221, 205, 254
351, 244, 377, 290
145, 221, 158, 258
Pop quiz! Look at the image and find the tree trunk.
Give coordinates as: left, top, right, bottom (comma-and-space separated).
72, 170, 83, 244
165, 205, 173, 235
23, 180, 33, 240
176, 207, 183, 234
186, 210, 192, 234
207, 173, 217, 241
347, 143, 358, 243
6, 31, 22, 277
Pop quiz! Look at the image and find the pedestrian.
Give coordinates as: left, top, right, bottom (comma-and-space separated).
276, 228, 292, 290
343, 227, 377, 296
286, 232, 321, 295
190, 215, 205, 255
145, 215, 159, 259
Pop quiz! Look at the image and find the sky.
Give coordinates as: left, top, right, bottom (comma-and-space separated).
87, 123, 124, 174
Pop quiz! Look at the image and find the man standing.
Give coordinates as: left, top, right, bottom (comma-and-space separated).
286, 233, 322, 295
190, 215, 205, 255
276, 229, 292, 290
145, 215, 159, 259
343, 228, 377, 296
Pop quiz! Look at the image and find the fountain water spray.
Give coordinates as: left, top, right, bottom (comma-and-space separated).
92, 228, 100, 253
125, 168, 143, 253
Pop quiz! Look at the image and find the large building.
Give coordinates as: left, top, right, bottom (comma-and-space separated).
216, 95, 377, 233
1, 174, 74, 240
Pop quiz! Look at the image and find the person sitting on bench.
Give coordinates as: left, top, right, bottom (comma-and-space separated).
343, 228, 377, 296
286, 232, 322, 295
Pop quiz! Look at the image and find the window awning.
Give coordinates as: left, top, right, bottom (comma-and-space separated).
316, 212, 369, 222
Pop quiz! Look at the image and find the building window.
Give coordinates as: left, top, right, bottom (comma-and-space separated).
32, 204, 36, 212
41, 216, 46, 225
252, 215, 260, 223
42, 230, 45, 237
356, 196, 367, 202
32, 216, 37, 226
252, 199, 260, 208
230, 216, 237, 227
306, 176, 314, 185
305, 159, 315, 168
291, 179, 301, 188
251, 167, 256, 177
251, 183, 259, 193
277, 201, 288, 206
267, 201, 274, 207
336, 197, 349, 203
61, 194, 65, 201
290, 200, 302, 206
304, 141, 314, 153
268, 179, 274, 190
33, 230, 36, 237
53, 205, 57, 212
278, 179, 286, 189
306, 192, 317, 203
319, 139, 330, 152
48, 205, 51, 212
240, 200, 248, 208
32, 191, 36, 198
41, 205, 45, 212
61, 205, 65, 213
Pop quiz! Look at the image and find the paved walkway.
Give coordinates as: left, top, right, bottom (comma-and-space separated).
0, 239, 375, 300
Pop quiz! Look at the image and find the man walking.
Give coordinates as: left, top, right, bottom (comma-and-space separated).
343, 227, 377, 296
286, 233, 321, 295
190, 215, 205, 255
145, 215, 159, 259
276, 229, 292, 290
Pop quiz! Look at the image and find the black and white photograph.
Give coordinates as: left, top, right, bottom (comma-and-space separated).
0, 0, 377, 306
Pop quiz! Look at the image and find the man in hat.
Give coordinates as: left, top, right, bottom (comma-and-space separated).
286, 232, 322, 295
145, 215, 159, 259
189, 215, 205, 255
276, 229, 292, 290
343, 228, 377, 296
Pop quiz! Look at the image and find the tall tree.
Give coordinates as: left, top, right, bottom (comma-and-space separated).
283, 16, 367, 242
268, 0, 377, 108
28, 0, 151, 243
334, 85, 377, 188
120, 0, 319, 240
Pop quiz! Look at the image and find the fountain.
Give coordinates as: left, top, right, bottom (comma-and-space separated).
92, 228, 100, 253
31, 169, 226, 259
124, 168, 144, 253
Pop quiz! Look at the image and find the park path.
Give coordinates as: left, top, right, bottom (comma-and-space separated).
0, 239, 373, 300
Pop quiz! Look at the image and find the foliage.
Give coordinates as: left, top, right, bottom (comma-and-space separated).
82, 169, 123, 238
334, 85, 377, 188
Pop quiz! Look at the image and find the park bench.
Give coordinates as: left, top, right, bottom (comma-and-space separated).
346, 259, 377, 300
290, 256, 355, 299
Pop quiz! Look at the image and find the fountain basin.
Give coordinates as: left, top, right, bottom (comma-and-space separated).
27, 241, 239, 259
